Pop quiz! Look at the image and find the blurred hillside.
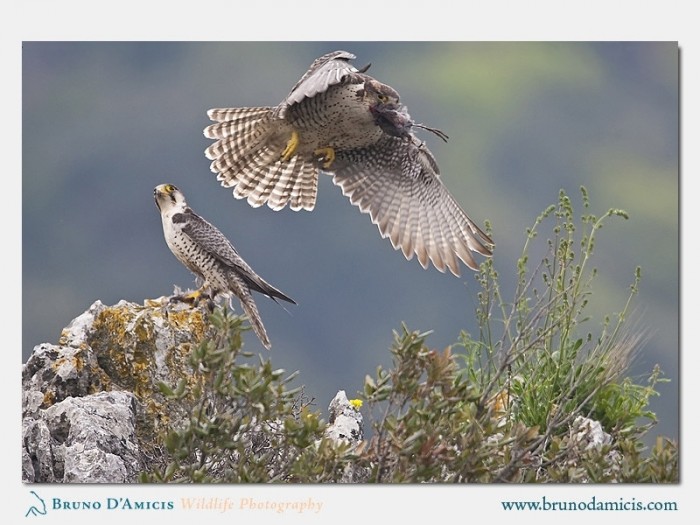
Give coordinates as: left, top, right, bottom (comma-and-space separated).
22, 42, 678, 445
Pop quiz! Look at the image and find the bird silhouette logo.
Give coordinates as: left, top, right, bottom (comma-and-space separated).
25, 491, 47, 517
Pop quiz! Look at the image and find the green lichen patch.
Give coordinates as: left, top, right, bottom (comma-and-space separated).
85, 301, 215, 450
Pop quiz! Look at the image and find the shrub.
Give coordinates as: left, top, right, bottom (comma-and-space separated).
141, 187, 678, 483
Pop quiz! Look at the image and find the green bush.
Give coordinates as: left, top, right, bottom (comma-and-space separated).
141, 188, 677, 483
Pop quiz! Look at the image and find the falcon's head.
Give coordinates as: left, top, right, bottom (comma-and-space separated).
363, 78, 402, 108
154, 183, 187, 214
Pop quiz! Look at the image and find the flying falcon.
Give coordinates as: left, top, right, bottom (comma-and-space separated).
204, 50, 494, 277
154, 183, 295, 349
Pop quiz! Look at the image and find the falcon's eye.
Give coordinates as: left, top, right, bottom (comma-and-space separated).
377, 93, 389, 103
165, 184, 175, 193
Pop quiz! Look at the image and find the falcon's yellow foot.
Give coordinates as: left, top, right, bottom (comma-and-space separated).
182, 289, 204, 304
170, 289, 214, 310
314, 146, 336, 169
280, 130, 300, 162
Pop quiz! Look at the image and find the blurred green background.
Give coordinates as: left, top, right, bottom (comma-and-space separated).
22, 42, 678, 446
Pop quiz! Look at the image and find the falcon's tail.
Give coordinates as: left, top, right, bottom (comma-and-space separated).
204, 107, 319, 211
228, 281, 272, 350
247, 276, 297, 306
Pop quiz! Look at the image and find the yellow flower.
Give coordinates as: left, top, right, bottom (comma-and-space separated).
349, 399, 363, 410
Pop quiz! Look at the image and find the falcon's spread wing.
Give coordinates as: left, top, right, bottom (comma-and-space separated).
202, 50, 494, 276
278, 50, 361, 113
205, 51, 365, 210
332, 136, 494, 276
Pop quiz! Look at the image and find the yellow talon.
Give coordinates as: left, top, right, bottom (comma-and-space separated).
314, 146, 336, 169
281, 130, 300, 161
170, 288, 216, 311
183, 290, 203, 302
170, 288, 206, 306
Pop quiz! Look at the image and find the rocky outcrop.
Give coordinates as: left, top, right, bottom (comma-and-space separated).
324, 390, 367, 483
325, 390, 363, 444
22, 297, 365, 483
22, 390, 141, 482
22, 297, 219, 483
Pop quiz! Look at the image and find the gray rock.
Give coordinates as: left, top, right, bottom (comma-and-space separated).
22, 297, 211, 483
22, 297, 364, 483
324, 390, 367, 483
326, 390, 364, 444
24, 392, 140, 483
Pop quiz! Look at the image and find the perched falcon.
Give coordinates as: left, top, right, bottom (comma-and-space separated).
154, 183, 295, 349
204, 50, 494, 277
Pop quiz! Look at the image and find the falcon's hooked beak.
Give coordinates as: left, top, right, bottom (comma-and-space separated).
154, 183, 180, 212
